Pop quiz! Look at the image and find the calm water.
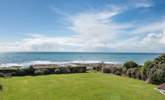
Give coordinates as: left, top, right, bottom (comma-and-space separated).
0, 52, 161, 67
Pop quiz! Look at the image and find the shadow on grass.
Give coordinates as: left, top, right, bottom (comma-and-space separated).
0, 84, 2, 91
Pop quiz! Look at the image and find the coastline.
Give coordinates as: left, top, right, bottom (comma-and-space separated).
0, 60, 121, 68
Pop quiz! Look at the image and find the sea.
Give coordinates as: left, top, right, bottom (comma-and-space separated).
0, 52, 162, 67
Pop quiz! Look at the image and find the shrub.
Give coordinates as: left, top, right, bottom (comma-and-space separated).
34, 69, 49, 75
77, 67, 86, 73
139, 67, 147, 80
146, 67, 157, 83
60, 67, 71, 73
114, 70, 121, 76
15, 69, 27, 76
123, 61, 139, 69
159, 63, 165, 70
93, 62, 105, 71
143, 60, 154, 76
54, 68, 61, 74
122, 67, 127, 75
131, 68, 137, 78
54, 66, 86, 74
3, 73, 12, 78
126, 69, 132, 77
102, 67, 112, 73
147, 64, 165, 84
153, 54, 165, 66
102, 66, 122, 76
70, 67, 86, 73
135, 69, 141, 79
114, 67, 122, 76
150, 70, 165, 84
111, 67, 117, 74
26, 66, 34, 75
145, 63, 165, 84
126, 68, 139, 78
0, 72, 5, 77
47, 69, 55, 74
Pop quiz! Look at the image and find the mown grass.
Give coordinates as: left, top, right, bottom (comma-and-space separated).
0, 72, 164, 100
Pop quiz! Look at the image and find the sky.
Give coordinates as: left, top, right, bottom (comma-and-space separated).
0, 0, 165, 52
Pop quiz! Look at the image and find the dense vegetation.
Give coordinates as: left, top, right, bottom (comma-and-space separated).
0, 73, 164, 100
103, 54, 165, 84
0, 66, 86, 77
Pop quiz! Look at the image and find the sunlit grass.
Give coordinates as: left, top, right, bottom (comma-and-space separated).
0, 73, 164, 100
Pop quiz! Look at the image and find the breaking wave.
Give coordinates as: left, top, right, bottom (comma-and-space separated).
0, 60, 119, 67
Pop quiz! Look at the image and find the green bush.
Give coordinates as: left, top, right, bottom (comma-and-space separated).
54, 68, 61, 74
123, 61, 139, 69
126, 68, 139, 78
153, 54, 165, 66
133, 67, 147, 80
159, 63, 165, 70
34, 69, 49, 75
146, 67, 157, 83
144, 61, 153, 70
26, 66, 34, 74
131, 68, 137, 78
111, 67, 117, 74
148, 64, 165, 84
102, 67, 112, 73
102, 54, 165, 84
59, 67, 71, 73
15, 69, 28, 76
114, 67, 122, 76
126, 68, 132, 77
125, 67, 145, 80
139, 67, 147, 80
102, 66, 122, 76
122, 67, 127, 75
150, 70, 165, 84
143, 60, 154, 77
54, 66, 86, 74
93, 62, 105, 71
0, 72, 5, 77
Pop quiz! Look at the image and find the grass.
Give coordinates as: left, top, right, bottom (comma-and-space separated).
0, 72, 164, 100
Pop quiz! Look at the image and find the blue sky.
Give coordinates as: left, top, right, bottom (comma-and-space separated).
0, 0, 165, 52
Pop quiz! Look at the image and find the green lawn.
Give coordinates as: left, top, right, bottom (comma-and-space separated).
0, 73, 164, 100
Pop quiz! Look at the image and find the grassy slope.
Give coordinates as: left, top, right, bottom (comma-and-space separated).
0, 73, 164, 100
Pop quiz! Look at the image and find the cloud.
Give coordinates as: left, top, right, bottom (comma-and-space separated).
112, 30, 165, 52
0, 7, 130, 52
0, 35, 76, 52
0, 1, 164, 53
134, 19, 165, 33
67, 8, 134, 49
133, 0, 153, 8
113, 17, 165, 52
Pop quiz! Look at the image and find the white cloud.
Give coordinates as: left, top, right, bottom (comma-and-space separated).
134, 19, 165, 33
0, 2, 165, 53
0, 35, 76, 52
112, 30, 165, 52
0, 7, 129, 52
67, 8, 134, 50
134, 0, 153, 8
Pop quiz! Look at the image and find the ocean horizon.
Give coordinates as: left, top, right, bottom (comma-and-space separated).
0, 52, 162, 67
